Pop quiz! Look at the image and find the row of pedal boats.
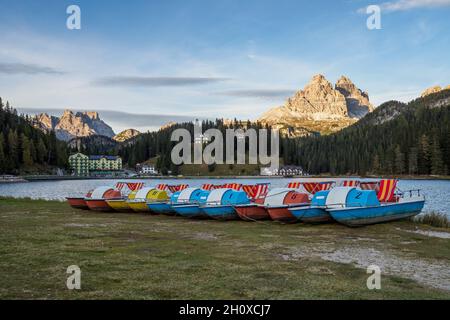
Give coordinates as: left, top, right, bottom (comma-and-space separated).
67, 180, 426, 227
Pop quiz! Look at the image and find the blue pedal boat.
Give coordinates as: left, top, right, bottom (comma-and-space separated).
288, 190, 332, 223
200, 188, 250, 220
147, 201, 175, 215
324, 187, 425, 227
171, 188, 210, 218
146, 190, 176, 215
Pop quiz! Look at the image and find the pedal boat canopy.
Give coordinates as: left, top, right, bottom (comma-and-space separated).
322, 187, 380, 209
127, 187, 168, 212
171, 188, 209, 205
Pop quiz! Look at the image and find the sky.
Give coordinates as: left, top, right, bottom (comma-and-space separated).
0, 0, 449, 133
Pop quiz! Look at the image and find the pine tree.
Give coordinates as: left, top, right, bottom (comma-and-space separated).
431, 136, 445, 175
37, 138, 47, 163
21, 134, 33, 167
372, 154, 380, 174
394, 145, 405, 174
7, 130, 19, 168
418, 134, 431, 174
408, 146, 418, 174
0, 133, 5, 173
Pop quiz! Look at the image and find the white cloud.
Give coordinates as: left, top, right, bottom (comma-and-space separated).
358, 0, 450, 13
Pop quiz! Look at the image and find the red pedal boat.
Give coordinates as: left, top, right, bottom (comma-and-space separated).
235, 198, 269, 221
264, 188, 310, 223
84, 186, 122, 212
235, 183, 271, 221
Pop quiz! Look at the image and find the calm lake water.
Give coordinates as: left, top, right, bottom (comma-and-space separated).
0, 178, 449, 216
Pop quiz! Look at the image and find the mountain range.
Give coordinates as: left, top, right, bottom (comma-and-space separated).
258, 74, 374, 136
33, 110, 115, 142
31, 76, 449, 142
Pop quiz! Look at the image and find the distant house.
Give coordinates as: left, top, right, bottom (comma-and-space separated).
277, 165, 305, 176
136, 163, 158, 176
260, 165, 306, 176
69, 153, 122, 176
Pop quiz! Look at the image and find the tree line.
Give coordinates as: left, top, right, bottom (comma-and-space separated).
117, 119, 274, 175
0, 98, 68, 174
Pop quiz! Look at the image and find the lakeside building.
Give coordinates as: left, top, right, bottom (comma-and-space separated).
136, 163, 159, 176
69, 153, 123, 177
260, 165, 306, 176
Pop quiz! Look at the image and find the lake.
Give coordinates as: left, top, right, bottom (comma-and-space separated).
0, 178, 449, 216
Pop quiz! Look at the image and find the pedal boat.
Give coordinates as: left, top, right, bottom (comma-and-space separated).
84, 186, 122, 212
234, 198, 269, 221
146, 189, 173, 214
201, 188, 250, 220
263, 188, 310, 223
171, 188, 210, 218
106, 191, 136, 212
67, 190, 92, 210
288, 190, 332, 223
126, 187, 158, 213
325, 187, 425, 227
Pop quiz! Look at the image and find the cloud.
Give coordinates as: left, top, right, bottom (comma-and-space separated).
359, 0, 450, 13
93, 76, 229, 87
0, 62, 64, 75
215, 89, 294, 99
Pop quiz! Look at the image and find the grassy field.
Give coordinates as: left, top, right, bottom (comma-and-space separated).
0, 198, 449, 299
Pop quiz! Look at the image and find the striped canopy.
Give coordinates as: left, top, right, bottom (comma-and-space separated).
242, 183, 270, 200
214, 183, 242, 191
303, 181, 334, 195
340, 180, 360, 187
168, 184, 189, 193
156, 184, 169, 191
286, 182, 302, 189
201, 183, 215, 191
377, 179, 398, 202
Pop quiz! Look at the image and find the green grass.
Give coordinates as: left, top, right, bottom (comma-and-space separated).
0, 198, 449, 299
412, 211, 450, 229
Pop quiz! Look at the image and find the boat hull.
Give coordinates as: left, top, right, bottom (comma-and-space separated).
289, 206, 332, 223
128, 201, 150, 213
66, 197, 89, 210
105, 199, 131, 212
147, 202, 175, 215
266, 206, 298, 223
327, 200, 425, 227
85, 199, 113, 212
172, 204, 207, 218
201, 205, 239, 220
234, 204, 269, 221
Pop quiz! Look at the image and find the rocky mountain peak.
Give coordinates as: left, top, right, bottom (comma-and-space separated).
33, 109, 115, 141
258, 74, 374, 136
82, 111, 99, 120
113, 129, 141, 142
62, 109, 74, 117
421, 85, 450, 97
335, 75, 374, 118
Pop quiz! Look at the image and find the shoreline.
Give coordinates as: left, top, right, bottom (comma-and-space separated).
12, 174, 450, 182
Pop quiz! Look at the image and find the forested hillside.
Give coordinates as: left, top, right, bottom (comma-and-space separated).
118, 119, 273, 175
289, 90, 450, 175
0, 98, 68, 174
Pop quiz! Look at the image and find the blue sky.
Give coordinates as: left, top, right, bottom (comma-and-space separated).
0, 0, 449, 133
